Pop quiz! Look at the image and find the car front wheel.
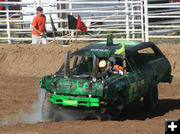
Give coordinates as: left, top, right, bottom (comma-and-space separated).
42, 91, 56, 121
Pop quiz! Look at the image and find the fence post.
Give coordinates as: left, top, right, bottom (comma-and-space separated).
60, 0, 67, 45
144, 0, 149, 42
39, 0, 42, 7
69, 2, 74, 37
131, 0, 135, 39
5, 0, 11, 44
33, 1, 37, 16
140, 0, 144, 42
125, 0, 129, 40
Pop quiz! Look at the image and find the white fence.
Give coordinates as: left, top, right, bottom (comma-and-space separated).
0, 0, 180, 44
0, 0, 144, 44
144, 0, 180, 42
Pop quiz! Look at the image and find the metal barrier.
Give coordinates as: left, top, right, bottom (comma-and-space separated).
2, 0, 180, 44
0, 0, 144, 44
144, 0, 180, 42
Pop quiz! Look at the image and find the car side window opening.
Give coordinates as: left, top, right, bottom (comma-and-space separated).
112, 57, 124, 74
115, 57, 133, 72
132, 47, 159, 68
87, 57, 93, 72
107, 57, 133, 74
76, 56, 93, 74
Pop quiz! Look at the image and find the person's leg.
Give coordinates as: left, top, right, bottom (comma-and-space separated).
32, 34, 41, 44
42, 35, 48, 44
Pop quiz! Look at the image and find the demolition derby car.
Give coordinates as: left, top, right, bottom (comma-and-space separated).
40, 36, 173, 121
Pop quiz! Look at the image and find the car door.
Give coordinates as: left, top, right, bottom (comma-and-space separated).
125, 57, 145, 103
129, 47, 157, 97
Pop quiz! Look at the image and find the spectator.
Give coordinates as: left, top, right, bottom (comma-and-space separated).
32, 7, 48, 44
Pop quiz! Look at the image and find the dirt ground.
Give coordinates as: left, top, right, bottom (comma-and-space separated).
0, 42, 179, 134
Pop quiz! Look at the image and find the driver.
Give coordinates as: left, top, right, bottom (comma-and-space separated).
99, 58, 124, 75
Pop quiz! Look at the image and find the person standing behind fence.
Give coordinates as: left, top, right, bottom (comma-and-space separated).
32, 7, 48, 44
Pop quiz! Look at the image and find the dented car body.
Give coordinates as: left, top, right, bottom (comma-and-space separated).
40, 39, 173, 120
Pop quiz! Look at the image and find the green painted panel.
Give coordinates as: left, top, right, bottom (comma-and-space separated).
50, 94, 100, 107
42, 77, 104, 97
85, 51, 111, 56
126, 71, 145, 102
92, 40, 140, 46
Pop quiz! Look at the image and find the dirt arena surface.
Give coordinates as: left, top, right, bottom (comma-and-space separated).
0, 42, 179, 134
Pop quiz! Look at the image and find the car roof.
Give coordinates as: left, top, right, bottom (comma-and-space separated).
72, 40, 155, 57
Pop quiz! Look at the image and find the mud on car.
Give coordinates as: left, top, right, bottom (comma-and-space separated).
40, 37, 173, 121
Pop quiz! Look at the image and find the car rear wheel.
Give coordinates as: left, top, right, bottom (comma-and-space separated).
42, 91, 56, 121
111, 94, 125, 112
143, 86, 159, 110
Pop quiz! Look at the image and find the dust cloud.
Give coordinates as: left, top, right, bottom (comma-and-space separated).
0, 88, 46, 126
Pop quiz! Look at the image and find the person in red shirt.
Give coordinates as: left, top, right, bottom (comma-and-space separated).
32, 7, 48, 44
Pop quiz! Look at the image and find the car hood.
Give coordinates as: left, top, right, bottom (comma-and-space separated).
40, 76, 104, 97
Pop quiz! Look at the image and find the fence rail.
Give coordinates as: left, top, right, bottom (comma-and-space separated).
145, 1, 180, 41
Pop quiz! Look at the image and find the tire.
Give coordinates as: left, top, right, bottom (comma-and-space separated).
111, 95, 125, 119
96, 107, 112, 121
97, 113, 111, 121
42, 91, 56, 121
143, 86, 159, 110
113, 95, 124, 112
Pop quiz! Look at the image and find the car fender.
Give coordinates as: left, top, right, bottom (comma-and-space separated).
105, 77, 129, 100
